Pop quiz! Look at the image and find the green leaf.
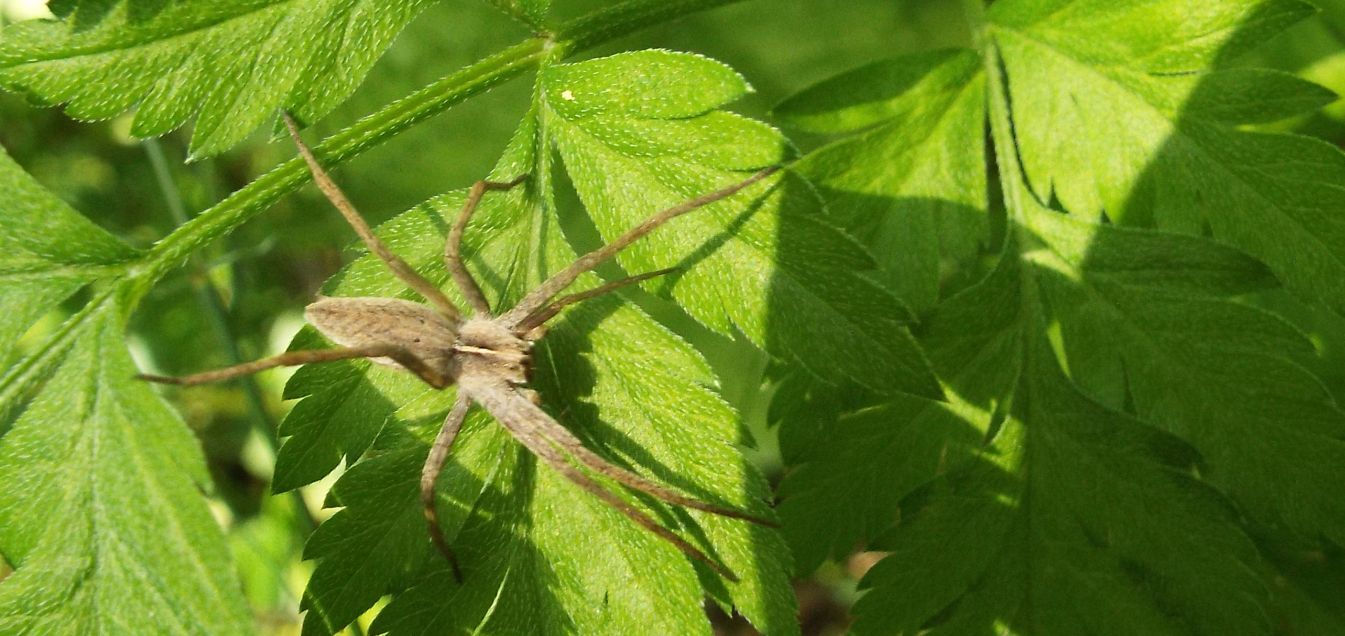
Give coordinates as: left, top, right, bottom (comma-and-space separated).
1263, 535, 1345, 634
0, 0, 438, 157
766, 49, 984, 571
1032, 209, 1345, 548
785, 194, 1339, 630
299, 410, 507, 636
287, 93, 794, 633
774, 391, 986, 575
273, 328, 424, 493
776, 49, 988, 311
850, 220, 1269, 634
986, 0, 1345, 312
0, 304, 250, 634
773, 3, 1345, 625
989, 0, 1314, 68
540, 50, 940, 398
777, 160, 1345, 629
0, 146, 136, 361
273, 195, 500, 635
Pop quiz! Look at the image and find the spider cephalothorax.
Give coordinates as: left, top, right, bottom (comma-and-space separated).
453, 317, 535, 388
142, 112, 779, 582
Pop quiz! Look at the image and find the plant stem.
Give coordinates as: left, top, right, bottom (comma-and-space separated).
144, 140, 190, 223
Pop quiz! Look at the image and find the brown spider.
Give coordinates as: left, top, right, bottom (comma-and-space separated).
140, 113, 779, 582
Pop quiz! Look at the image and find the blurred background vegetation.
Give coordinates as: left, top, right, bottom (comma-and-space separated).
3, 0, 1345, 633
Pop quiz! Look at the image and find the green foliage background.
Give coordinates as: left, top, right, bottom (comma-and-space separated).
3, 0, 1345, 634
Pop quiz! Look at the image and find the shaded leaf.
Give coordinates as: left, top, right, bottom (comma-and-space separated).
775, 391, 987, 575
850, 223, 1268, 635
274, 328, 421, 493
1261, 535, 1345, 634
299, 409, 507, 636
772, 3, 1345, 624
1031, 209, 1345, 548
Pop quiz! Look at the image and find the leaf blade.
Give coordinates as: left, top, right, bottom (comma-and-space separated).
781, 49, 988, 310
988, 0, 1345, 311
0, 305, 250, 634
0, 0, 437, 156
542, 50, 941, 398
0, 146, 136, 362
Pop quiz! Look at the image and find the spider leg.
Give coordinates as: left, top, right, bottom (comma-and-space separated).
446, 176, 528, 316
478, 387, 739, 581
282, 113, 463, 323
137, 344, 445, 387
515, 267, 679, 333
421, 392, 472, 581
500, 167, 779, 327
526, 405, 778, 527
537, 438, 740, 582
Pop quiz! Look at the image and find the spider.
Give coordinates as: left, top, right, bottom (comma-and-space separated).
140, 113, 779, 582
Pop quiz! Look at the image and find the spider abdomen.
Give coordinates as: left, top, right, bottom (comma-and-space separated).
305, 296, 459, 376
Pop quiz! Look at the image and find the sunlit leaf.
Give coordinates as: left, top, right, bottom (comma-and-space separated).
0, 146, 136, 362
0, 305, 250, 634
541, 50, 940, 398
989, 0, 1345, 311
0, 0, 437, 156
776, 48, 987, 310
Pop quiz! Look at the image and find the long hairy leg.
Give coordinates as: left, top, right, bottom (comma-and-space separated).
479, 387, 739, 581
525, 403, 777, 527
282, 113, 462, 323
514, 268, 678, 333
421, 392, 472, 581
501, 167, 779, 327
533, 435, 739, 582
446, 176, 528, 316
137, 344, 446, 387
